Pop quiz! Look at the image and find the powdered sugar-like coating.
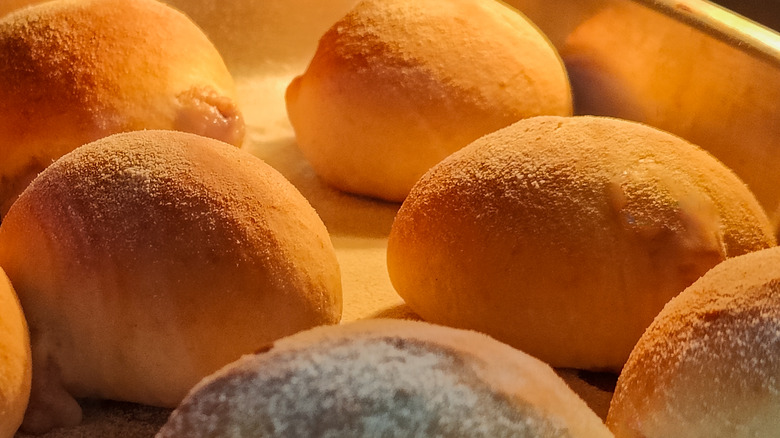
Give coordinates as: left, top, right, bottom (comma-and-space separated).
158, 319, 613, 438
0, 130, 342, 434
608, 246, 780, 437
387, 115, 774, 371
0, 0, 242, 215
285, 0, 571, 201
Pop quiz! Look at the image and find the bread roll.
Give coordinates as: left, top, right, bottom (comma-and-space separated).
0, 268, 31, 438
0, 130, 342, 434
387, 115, 774, 371
285, 0, 572, 202
607, 246, 780, 437
0, 0, 244, 216
157, 319, 613, 438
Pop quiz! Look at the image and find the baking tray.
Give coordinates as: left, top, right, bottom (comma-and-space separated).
12, 0, 780, 436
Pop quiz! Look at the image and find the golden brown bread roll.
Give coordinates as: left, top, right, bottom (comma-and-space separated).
0, 130, 342, 434
285, 0, 572, 202
0, 0, 244, 216
607, 246, 780, 437
157, 319, 614, 438
387, 115, 775, 372
0, 268, 31, 438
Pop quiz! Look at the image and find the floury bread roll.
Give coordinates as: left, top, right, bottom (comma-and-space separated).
0, 130, 342, 433
0, 268, 31, 438
0, 0, 244, 216
607, 246, 780, 437
157, 319, 614, 438
285, 0, 572, 202
387, 115, 775, 372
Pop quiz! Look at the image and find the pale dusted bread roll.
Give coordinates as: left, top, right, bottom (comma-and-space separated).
607, 246, 780, 437
157, 319, 613, 438
285, 0, 572, 202
0, 268, 31, 438
0, 0, 244, 216
0, 130, 342, 434
387, 115, 775, 371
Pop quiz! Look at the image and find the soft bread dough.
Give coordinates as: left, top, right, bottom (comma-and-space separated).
607, 246, 780, 437
156, 319, 614, 438
387, 115, 775, 371
0, 130, 342, 434
0, 0, 244, 215
285, 0, 572, 202
0, 268, 31, 438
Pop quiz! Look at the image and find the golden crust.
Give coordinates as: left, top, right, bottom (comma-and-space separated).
0, 0, 244, 215
387, 115, 774, 371
285, 0, 571, 202
0, 130, 341, 434
158, 319, 613, 438
0, 268, 31, 438
607, 246, 780, 437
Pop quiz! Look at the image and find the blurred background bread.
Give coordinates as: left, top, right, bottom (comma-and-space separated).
163, 0, 360, 74
0, 130, 341, 434
387, 115, 775, 372
0, 0, 244, 216
158, 319, 613, 438
560, 1, 780, 227
608, 246, 780, 437
285, 0, 572, 202
0, 268, 30, 438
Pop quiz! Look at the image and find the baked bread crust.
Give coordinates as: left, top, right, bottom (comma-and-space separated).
157, 319, 613, 437
285, 0, 571, 201
387, 115, 774, 371
607, 246, 780, 437
0, 130, 341, 433
0, 0, 244, 215
0, 268, 31, 438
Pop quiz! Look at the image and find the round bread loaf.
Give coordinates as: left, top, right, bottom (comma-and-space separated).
0, 0, 244, 216
607, 246, 780, 437
285, 0, 572, 202
157, 319, 613, 438
387, 115, 775, 371
0, 130, 342, 434
0, 268, 31, 438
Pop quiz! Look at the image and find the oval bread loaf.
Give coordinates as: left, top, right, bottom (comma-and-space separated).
0, 130, 342, 433
286, 0, 572, 202
607, 246, 780, 437
387, 115, 775, 371
0, 0, 244, 215
158, 319, 613, 438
